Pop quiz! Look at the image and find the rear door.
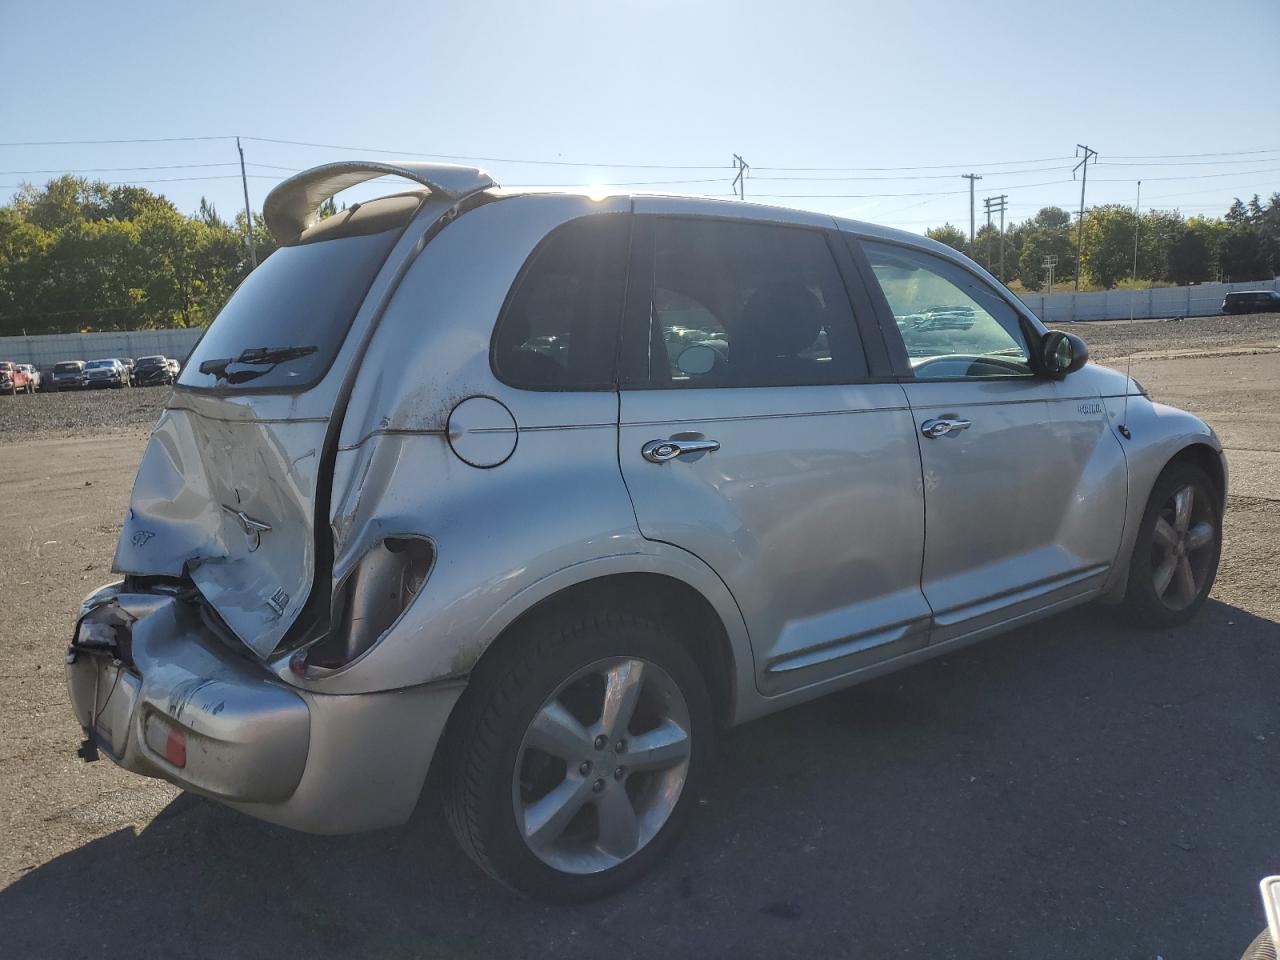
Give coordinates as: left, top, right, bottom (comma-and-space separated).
853, 236, 1127, 644
617, 202, 929, 696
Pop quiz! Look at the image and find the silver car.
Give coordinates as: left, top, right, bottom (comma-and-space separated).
67, 161, 1225, 901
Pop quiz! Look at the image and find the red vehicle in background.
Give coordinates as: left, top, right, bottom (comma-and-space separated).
0, 361, 33, 395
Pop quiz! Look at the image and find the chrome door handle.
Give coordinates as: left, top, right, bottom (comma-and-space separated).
920, 417, 972, 439
642, 437, 721, 463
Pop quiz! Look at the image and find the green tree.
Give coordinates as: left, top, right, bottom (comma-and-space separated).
1219, 226, 1271, 281
1079, 204, 1143, 288
925, 223, 968, 255
1013, 208, 1075, 290
1167, 228, 1212, 285
1225, 198, 1250, 224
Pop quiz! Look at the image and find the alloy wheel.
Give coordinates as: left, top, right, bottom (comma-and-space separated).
512, 656, 692, 875
1149, 482, 1217, 611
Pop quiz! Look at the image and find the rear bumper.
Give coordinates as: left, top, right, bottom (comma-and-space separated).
66, 583, 462, 833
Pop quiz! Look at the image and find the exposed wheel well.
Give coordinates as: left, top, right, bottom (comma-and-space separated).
466, 573, 736, 729
1163, 442, 1226, 509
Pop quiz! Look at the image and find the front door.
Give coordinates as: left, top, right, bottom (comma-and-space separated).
855, 237, 1128, 644
617, 204, 930, 696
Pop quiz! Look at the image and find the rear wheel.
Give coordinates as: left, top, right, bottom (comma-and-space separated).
443, 609, 712, 902
1122, 462, 1222, 627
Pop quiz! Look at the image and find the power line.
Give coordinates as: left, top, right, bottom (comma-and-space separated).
1106, 147, 1280, 159
749, 164, 1072, 181
0, 135, 236, 147
1093, 165, 1280, 182
242, 136, 732, 170
0, 162, 243, 175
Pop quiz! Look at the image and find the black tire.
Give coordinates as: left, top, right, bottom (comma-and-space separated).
1122, 461, 1222, 627
1243, 929, 1277, 960
443, 608, 713, 902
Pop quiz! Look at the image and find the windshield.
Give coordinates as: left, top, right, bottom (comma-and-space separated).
136, 357, 165, 367
86, 360, 115, 369
179, 228, 401, 391
55, 363, 82, 372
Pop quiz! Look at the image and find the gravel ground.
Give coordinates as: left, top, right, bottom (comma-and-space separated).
1, 314, 1279, 958
1070, 311, 1280, 364
0, 386, 168, 441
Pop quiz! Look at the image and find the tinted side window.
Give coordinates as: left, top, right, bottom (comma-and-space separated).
643, 218, 866, 388
492, 214, 630, 390
862, 241, 1032, 379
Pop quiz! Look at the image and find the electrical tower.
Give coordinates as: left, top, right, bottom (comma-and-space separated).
1042, 254, 1058, 294
731, 154, 749, 200
962, 173, 982, 244
1073, 144, 1098, 290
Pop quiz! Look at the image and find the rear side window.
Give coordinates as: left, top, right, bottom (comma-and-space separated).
492, 214, 630, 390
641, 217, 866, 388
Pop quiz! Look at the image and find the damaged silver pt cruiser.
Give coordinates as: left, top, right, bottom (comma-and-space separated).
67, 161, 1226, 901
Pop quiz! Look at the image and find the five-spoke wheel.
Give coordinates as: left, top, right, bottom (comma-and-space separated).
1124, 461, 1222, 626
444, 610, 711, 902
515, 657, 692, 874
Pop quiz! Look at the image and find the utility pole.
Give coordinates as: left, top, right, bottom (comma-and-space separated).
983, 196, 993, 271
1042, 254, 1058, 294
995, 194, 1008, 280
1131, 179, 1142, 321
983, 194, 1007, 278
731, 154, 749, 200
237, 136, 257, 269
962, 173, 982, 245
1073, 143, 1098, 290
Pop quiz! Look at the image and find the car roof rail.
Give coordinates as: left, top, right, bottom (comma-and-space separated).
263, 161, 498, 245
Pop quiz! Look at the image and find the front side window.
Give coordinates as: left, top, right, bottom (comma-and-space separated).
646, 218, 866, 388
862, 241, 1032, 379
492, 214, 630, 390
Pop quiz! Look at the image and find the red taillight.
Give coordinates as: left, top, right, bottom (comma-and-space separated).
164, 728, 187, 768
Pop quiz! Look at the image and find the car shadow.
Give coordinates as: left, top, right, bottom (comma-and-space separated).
4, 600, 1280, 959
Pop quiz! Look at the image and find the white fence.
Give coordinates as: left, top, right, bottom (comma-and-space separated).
0, 328, 206, 372
1021, 278, 1280, 323
3, 275, 1279, 369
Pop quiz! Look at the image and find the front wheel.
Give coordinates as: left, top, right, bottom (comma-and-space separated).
443, 610, 712, 902
1122, 462, 1222, 627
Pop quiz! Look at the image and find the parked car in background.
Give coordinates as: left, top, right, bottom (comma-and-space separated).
83, 358, 129, 389
167, 357, 181, 377
119, 358, 136, 385
0, 361, 33, 395
132, 355, 176, 386
1222, 290, 1280, 314
51, 360, 88, 391
18, 364, 42, 391
67, 161, 1227, 902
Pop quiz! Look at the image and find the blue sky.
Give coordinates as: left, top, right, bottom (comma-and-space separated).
2, 0, 1278, 234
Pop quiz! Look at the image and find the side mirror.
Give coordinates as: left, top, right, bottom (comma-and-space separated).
1041, 330, 1089, 378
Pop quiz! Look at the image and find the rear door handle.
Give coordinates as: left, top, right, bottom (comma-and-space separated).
642, 438, 721, 463
920, 417, 972, 439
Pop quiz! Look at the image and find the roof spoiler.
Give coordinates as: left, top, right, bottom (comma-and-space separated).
263, 161, 498, 244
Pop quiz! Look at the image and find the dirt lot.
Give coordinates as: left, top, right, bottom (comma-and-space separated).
1, 316, 1278, 958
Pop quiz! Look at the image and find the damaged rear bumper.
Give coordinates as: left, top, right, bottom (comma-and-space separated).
66, 582, 462, 834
